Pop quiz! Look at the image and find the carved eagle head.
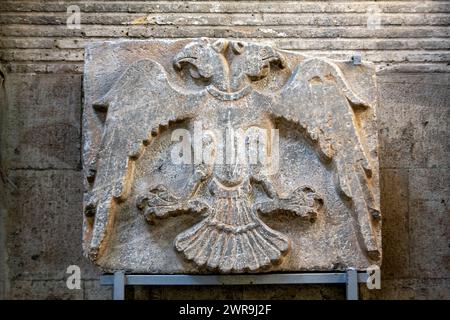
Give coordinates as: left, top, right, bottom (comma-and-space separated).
229, 41, 287, 91
173, 38, 230, 91
173, 38, 287, 97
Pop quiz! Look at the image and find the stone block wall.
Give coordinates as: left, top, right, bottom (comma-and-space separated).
0, 1, 449, 299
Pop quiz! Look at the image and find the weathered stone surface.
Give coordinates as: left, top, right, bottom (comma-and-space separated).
3, 74, 81, 170
379, 169, 410, 279
1, 0, 449, 77
377, 73, 450, 169
409, 168, 450, 202
409, 169, 450, 278
9, 280, 83, 300
361, 278, 450, 300
5, 170, 99, 281
409, 198, 450, 278
83, 39, 380, 273
0, 63, 8, 300
0, 0, 448, 300
83, 280, 112, 300
0, 281, 5, 299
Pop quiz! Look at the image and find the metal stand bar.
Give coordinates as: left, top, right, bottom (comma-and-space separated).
113, 271, 125, 300
345, 268, 359, 300
102, 269, 367, 300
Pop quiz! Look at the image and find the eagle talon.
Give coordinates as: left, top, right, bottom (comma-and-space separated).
255, 185, 323, 221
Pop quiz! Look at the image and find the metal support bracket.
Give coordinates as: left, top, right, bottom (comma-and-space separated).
101, 269, 368, 300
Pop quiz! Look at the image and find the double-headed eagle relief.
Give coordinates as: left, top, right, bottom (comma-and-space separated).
83, 39, 381, 273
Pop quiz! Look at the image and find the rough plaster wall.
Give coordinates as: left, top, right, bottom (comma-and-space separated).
0, 1, 449, 300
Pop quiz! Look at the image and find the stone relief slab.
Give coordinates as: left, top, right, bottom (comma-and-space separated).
83, 39, 381, 273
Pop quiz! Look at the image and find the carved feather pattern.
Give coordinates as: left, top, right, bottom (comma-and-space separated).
84, 39, 380, 272
174, 181, 290, 272
85, 59, 207, 260
268, 57, 380, 258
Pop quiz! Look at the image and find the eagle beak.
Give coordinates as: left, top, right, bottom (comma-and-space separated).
262, 51, 287, 69
274, 52, 287, 69
173, 52, 197, 70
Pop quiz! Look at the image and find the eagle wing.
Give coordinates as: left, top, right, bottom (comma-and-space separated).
84, 59, 207, 260
266, 57, 380, 258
